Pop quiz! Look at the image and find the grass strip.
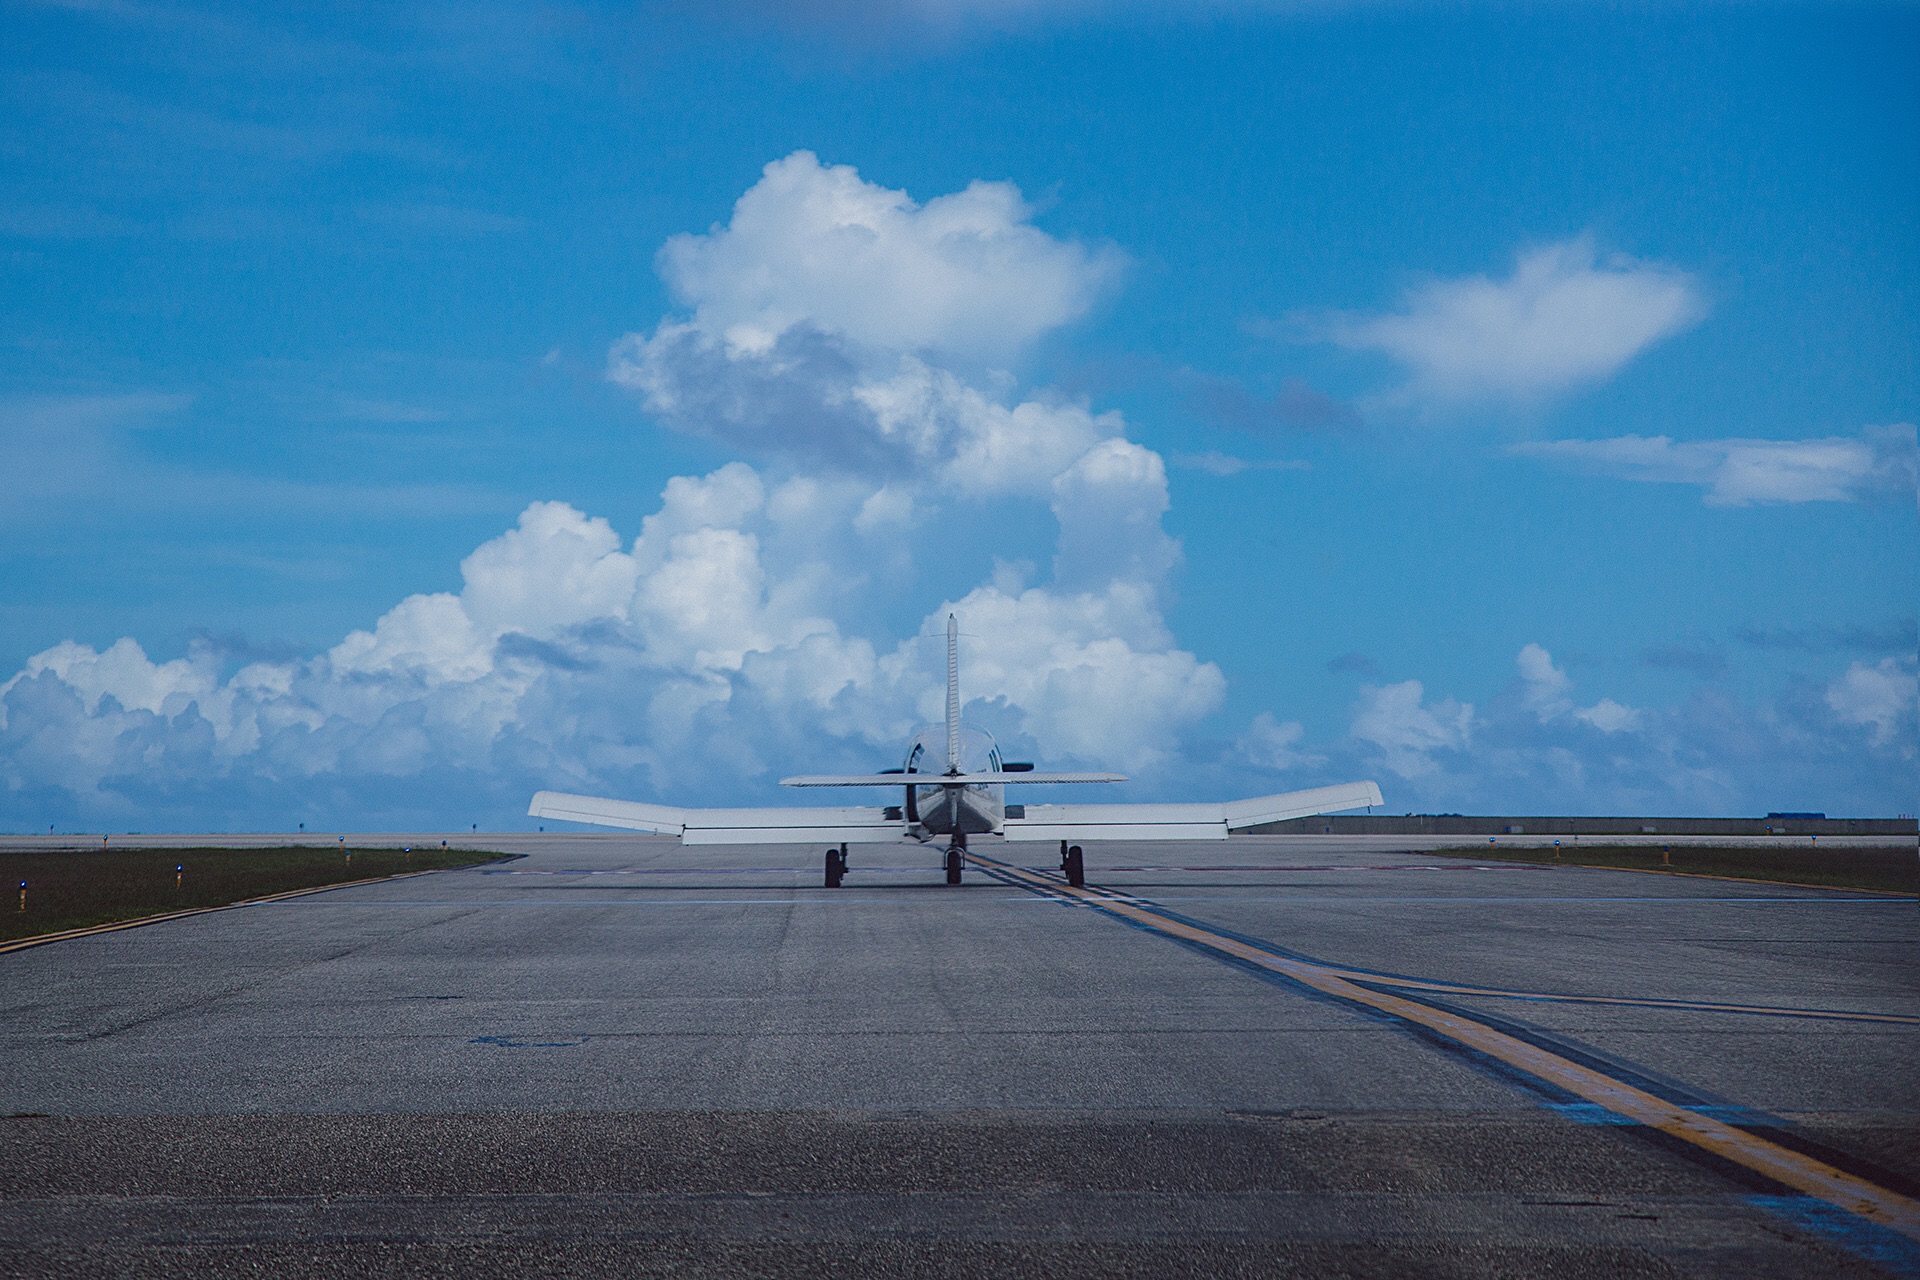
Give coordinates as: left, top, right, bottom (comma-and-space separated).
1427, 843, 1917, 895
2, 845, 510, 944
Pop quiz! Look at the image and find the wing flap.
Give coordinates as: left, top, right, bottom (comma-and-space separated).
1219, 781, 1384, 829
1006, 805, 1228, 844
529, 790, 687, 836
1002, 803, 1229, 841
999, 780, 1383, 842
680, 823, 902, 845
680, 805, 902, 845
529, 791, 902, 845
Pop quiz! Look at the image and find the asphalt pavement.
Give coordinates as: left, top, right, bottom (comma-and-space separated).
2, 834, 1915, 1278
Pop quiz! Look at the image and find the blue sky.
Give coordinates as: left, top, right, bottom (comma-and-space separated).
2, 0, 1914, 830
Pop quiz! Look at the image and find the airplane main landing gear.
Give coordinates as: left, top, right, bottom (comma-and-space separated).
824, 843, 848, 888
1059, 841, 1084, 888
945, 835, 965, 885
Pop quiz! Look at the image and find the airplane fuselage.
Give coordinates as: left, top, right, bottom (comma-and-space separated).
902, 724, 1004, 840
527, 611, 1385, 889
911, 779, 1003, 837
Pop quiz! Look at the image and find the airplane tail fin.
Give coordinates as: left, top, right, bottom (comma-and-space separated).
945, 613, 960, 774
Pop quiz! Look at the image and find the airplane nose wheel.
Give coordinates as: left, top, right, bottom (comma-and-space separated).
944, 845, 964, 885
1060, 842, 1085, 888
824, 843, 848, 888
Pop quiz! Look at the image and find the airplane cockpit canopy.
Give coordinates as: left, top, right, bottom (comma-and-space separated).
903, 725, 1001, 777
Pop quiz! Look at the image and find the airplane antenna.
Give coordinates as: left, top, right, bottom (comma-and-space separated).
945, 613, 960, 774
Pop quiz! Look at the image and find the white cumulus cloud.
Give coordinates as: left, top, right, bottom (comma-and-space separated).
1049, 438, 1180, 590
1328, 236, 1704, 402
1237, 712, 1324, 772
922, 580, 1224, 770
0, 453, 1224, 813
609, 153, 1124, 493
655, 150, 1120, 362
1516, 642, 1572, 720
1515, 643, 1641, 733
1826, 658, 1918, 751
1574, 698, 1642, 735
1349, 680, 1474, 778
0, 153, 1243, 829
1510, 424, 1918, 507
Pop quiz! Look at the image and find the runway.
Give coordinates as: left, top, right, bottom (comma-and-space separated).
2, 834, 1916, 1277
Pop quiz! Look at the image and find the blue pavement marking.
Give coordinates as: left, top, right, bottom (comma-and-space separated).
1748, 1195, 1920, 1279
1548, 1102, 1772, 1126
1008, 894, 1910, 905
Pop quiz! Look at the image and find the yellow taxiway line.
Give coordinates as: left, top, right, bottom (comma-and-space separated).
972, 852, 1920, 1241
1316, 968, 1920, 1026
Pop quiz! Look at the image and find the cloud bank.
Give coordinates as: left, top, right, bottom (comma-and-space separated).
2, 159, 1908, 829
1511, 424, 1919, 506
1328, 642, 1914, 813
1, 470, 1225, 825
2, 154, 1224, 829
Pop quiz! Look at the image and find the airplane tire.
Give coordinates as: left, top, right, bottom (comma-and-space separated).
945, 848, 963, 885
1065, 845, 1084, 888
825, 848, 843, 889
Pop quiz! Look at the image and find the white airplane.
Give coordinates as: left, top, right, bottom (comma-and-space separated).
530, 615, 1383, 888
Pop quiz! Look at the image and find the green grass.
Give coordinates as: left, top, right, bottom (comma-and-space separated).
2, 845, 511, 944
1428, 843, 1918, 895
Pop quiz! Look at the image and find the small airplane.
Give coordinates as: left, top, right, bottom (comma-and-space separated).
530, 615, 1383, 888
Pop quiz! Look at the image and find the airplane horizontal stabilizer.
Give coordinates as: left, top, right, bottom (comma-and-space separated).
780, 772, 1125, 787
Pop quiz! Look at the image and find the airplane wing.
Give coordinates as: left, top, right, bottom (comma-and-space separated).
528, 790, 904, 845
532, 778, 1382, 845
1000, 780, 1384, 842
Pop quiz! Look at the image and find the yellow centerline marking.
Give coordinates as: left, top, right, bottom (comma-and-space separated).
0, 871, 439, 955
972, 852, 1920, 1240
1317, 969, 1920, 1026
